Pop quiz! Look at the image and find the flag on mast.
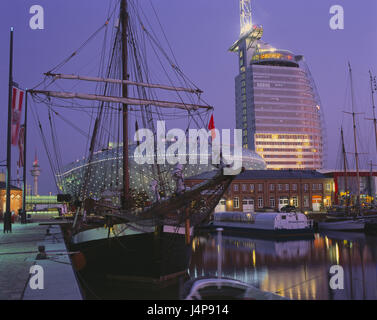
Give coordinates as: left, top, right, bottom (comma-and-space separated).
11, 86, 24, 145
208, 114, 216, 140
18, 124, 25, 167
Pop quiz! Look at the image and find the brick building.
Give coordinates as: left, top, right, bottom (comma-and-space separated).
185, 170, 334, 213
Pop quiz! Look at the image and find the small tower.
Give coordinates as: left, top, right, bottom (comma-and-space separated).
30, 151, 41, 196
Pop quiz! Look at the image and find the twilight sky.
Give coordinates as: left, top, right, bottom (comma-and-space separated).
1, 0, 377, 194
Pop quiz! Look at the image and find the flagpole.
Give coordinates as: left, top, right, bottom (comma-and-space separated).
22, 90, 28, 223
4, 27, 14, 233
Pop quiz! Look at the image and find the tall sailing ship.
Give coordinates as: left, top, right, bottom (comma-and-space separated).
29, 0, 239, 281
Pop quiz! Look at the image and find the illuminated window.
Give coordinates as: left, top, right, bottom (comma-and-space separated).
233, 197, 240, 209
250, 184, 255, 192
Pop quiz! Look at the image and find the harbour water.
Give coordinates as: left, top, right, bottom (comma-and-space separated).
79, 231, 377, 300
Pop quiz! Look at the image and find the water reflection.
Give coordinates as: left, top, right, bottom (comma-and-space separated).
190, 232, 377, 300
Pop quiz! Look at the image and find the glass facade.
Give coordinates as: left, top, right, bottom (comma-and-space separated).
58, 143, 266, 200
234, 39, 325, 170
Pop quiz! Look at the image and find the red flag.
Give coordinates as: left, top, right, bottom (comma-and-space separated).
208, 114, 216, 140
11, 87, 24, 145
18, 125, 25, 167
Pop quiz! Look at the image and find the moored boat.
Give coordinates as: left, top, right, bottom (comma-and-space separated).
201, 211, 314, 239
317, 217, 365, 231
182, 277, 286, 300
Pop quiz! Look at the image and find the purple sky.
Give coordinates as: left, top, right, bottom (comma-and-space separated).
1, 0, 377, 194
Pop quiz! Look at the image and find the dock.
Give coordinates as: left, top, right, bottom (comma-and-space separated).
0, 222, 82, 300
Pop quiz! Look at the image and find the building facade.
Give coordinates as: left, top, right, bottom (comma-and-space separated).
322, 170, 377, 205
186, 170, 334, 213
230, 7, 325, 170
0, 182, 22, 217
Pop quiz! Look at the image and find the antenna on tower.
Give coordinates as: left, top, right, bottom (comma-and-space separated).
240, 0, 253, 35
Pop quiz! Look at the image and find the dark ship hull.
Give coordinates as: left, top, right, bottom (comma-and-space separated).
69, 224, 192, 282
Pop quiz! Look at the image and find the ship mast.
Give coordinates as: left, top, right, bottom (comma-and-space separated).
344, 62, 362, 212
120, 0, 130, 209
367, 70, 377, 153
341, 127, 349, 211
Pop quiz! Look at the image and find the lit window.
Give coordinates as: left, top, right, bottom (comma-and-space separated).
250, 184, 255, 192
234, 197, 240, 209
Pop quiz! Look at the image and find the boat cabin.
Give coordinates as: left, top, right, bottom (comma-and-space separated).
213, 211, 311, 230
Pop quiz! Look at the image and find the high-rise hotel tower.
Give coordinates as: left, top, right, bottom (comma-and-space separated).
230, 1, 325, 169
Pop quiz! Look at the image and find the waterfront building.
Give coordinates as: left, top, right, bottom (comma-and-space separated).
185, 170, 334, 212
321, 170, 377, 205
0, 174, 22, 217
230, 1, 326, 170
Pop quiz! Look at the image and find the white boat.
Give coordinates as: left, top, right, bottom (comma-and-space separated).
183, 277, 286, 300
203, 211, 314, 239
